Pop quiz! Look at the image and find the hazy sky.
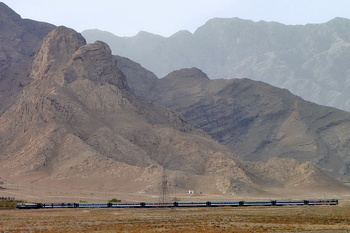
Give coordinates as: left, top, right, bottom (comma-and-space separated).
3, 0, 350, 37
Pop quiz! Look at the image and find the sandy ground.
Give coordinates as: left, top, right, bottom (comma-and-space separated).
1, 179, 348, 204
1, 201, 350, 232
1, 180, 350, 232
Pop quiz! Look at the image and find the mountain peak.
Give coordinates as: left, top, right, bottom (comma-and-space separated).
328, 17, 350, 23
30, 26, 86, 84
163, 68, 210, 81
170, 30, 192, 38
67, 40, 128, 88
197, 17, 254, 30
30, 26, 128, 88
135, 30, 165, 40
324, 17, 350, 28
0, 2, 21, 23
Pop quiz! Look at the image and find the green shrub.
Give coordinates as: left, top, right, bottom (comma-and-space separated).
109, 198, 121, 203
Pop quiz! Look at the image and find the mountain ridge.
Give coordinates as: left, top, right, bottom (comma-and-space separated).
83, 17, 350, 112
116, 58, 350, 178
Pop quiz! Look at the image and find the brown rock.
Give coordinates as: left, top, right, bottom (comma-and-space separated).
0, 26, 260, 196
0, 2, 55, 114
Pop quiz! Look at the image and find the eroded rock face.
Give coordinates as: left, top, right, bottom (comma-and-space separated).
30, 26, 86, 84
0, 2, 55, 114
66, 41, 128, 88
30, 27, 129, 90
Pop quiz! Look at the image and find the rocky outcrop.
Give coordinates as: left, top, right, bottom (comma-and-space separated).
30, 27, 128, 89
30, 27, 86, 84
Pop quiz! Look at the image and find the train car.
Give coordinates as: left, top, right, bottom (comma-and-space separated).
308, 199, 338, 205
177, 202, 208, 207
242, 201, 273, 206
275, 200, 306, 206
41, 203, 76, 208
41, 203, 54, 208
110, 202, 143, 208
16, 203, 41, 209
209, 201, 241, 207
76, 203, 109, 208
144, 202, 174, 207
144, 202, 175, 207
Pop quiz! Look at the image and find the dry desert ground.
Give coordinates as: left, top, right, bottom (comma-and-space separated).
1, 181, 350, 232
1, 201, 350, 232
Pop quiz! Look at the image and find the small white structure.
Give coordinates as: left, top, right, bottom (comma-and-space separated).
188, 190, 194, 194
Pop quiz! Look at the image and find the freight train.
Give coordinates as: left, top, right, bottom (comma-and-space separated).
16, 199, 338, 209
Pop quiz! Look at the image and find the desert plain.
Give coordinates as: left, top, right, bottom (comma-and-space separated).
1, 164, 350, 233
1, 182, 350, 233
1, 201, 350, 232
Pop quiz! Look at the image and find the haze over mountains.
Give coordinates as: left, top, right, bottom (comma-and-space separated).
0, 3, 349, 198
83, 17, 350, 112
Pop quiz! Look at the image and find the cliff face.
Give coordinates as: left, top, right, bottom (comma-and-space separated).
0, 2, 55, 114
83, 17, 350, 112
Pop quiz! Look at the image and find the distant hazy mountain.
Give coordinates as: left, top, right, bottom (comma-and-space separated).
83, 17, 350, 112
116, 55, 350, 178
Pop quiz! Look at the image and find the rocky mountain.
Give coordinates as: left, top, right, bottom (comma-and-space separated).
0, 26, 265, 196
0, 2, 55, 114
0, 4, 347, 197
116, 58, 350, 179
83, 17, 350, 112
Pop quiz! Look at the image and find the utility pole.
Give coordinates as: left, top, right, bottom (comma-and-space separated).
159, 168, 170, 203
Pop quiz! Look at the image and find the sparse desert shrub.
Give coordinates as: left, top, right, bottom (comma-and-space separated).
109, 198, 121, 203
0, 197, 24, 209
